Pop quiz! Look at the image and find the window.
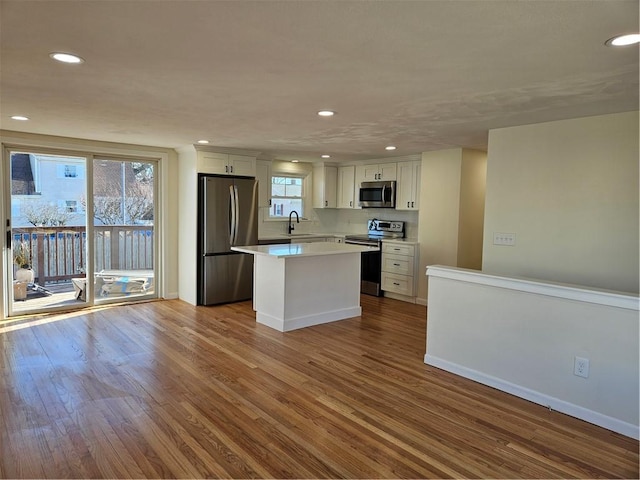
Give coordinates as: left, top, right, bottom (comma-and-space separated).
64, 165, 78, 177
270, 175, 303, 218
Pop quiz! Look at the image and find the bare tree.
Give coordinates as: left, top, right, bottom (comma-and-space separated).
21, 202, 73, 226
93, 196, 125, 225
83, 172, 153, 225
125, 180, 153, 224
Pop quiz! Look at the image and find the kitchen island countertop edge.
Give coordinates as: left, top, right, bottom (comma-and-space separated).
231, 242, 377, 258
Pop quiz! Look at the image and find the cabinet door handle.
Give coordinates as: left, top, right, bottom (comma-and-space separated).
349, 201, 352, 207
407, 202, 410, 208
269, 199, 272, 206
325, 200, 328, 207
411, 201, 414, 208
225, 165, 228, 173
230, 165, 234, 173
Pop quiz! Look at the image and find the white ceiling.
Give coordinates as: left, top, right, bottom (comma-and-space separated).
0, 0, 638, 163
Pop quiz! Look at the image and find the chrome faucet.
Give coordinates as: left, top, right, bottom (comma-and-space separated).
288, 210, 299, 234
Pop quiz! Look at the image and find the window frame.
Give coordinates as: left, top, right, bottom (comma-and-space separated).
268, 172, 306, 220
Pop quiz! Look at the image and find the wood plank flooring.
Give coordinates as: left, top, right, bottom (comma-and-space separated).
0, 296, 637, 478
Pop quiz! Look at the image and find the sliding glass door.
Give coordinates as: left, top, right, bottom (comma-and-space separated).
92, 158, 156, 303
7, 150, 89, 315
4, 149, 158, 316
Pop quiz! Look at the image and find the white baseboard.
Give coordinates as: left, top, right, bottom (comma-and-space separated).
163, 291, 179, 299
424, 354, 639, 440
382, 291, 417, 303
257, 306, 362, 332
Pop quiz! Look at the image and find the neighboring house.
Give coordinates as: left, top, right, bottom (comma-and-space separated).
11, 153, 153, 227
11, 153, 86, 227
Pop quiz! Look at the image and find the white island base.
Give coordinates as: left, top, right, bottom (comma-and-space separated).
231, 243, 374, 332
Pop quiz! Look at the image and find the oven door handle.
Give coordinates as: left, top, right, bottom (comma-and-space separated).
345, 240, 380, 248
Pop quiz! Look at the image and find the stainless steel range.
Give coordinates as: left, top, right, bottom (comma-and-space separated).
344, 219, 405, 296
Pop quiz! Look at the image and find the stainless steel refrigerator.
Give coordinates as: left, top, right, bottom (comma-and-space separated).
198, 174, 258, 305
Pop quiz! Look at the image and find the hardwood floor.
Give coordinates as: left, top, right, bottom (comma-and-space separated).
0, 296, 637, 478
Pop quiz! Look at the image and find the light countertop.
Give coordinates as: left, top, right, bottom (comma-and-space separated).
231, 242, 377, 258
258, 233, 347, 241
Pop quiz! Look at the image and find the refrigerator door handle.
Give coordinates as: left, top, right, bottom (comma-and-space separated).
232, 185, 240, 246
229, 184, 236, 246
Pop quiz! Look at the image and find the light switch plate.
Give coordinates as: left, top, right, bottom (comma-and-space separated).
493, 232, 516, 246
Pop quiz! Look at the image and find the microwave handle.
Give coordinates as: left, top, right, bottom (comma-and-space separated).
381, 184, 386, 202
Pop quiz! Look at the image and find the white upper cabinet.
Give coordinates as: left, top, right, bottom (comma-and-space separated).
396, 161, 421, 211
228, 154, 256, 176
313, 165, 337, 208
337, 165, 356, 209
256, 160, 272, 208
198, 152, 256, 176
355, 163, 397, 183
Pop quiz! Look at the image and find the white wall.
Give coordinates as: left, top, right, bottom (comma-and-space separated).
483, 111, 639, 293
163, 149, 179, 299
457, 149, 486, 269
176, 146, 198, 305
417, 148, 487, 303
425, 266, 639, 439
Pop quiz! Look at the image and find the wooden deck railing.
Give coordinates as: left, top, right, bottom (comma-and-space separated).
12, 225, 154, 284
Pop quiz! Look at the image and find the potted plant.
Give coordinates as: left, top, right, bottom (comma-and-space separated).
13, 241, 34, 283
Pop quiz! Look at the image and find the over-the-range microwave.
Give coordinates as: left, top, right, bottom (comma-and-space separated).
358, 180, 396, 208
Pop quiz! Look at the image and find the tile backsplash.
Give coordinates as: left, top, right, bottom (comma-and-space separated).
259, 207, 418, 239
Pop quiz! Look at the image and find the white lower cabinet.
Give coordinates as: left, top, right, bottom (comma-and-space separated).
381, 242, 417, 298
381, 272, 413, 297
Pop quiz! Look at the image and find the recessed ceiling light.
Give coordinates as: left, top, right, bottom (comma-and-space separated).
197, 140, 210, 144
11, 115, 29, 121
50, 52, 84, 64
385, 146, 397, 151
605, 33, 640, 46
321, 154, 331, 158
291, 160, 299, 163
317, 110, 336, 117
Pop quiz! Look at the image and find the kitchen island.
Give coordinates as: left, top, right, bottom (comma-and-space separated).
231, 242, 376, 332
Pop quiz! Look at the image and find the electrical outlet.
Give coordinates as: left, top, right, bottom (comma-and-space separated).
493, 232, 516, 246
574, 356, 590, 378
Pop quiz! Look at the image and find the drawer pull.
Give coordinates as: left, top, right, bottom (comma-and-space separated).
393, 282, 400, 286
393, 263, 400, 266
